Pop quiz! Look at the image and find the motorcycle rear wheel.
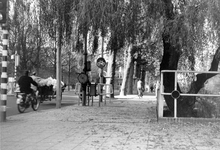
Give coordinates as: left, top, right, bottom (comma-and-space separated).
17, 103, 26, 113
31, 97, 40, 111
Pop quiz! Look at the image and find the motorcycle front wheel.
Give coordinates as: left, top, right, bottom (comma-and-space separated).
17, 103, 26, 113
31, 97, 40, 111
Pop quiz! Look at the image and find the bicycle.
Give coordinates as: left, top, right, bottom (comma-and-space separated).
16, 92, 40, 113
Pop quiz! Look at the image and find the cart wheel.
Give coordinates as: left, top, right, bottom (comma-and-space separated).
32, 97, 40, 111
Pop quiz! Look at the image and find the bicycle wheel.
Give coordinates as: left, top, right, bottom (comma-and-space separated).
17, 103, 26, 113
31, 97, 40, 111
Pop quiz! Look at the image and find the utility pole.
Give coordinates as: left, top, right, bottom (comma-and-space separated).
82, 31, 88, 106
0, 24, 8, 122
0, 0, 8, 122
99, 36, 104, 102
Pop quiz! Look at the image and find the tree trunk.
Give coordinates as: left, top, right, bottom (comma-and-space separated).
177, 46, 220, 117
68, 53, 71, 91
188, 47, 220, 94
54, 43, 57, 78
56, 13, 62, 109
127, 59, 134, 94
35, 39, 41, 75
161, 0, 194, 117
141, 69, 146, 90
120, 44, 134, 96
106, 49, 117, 98
135, 54, 142, 79
106, 52, 112, 93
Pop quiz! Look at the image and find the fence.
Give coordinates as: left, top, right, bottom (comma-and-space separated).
157, 70, 220, 120
97, 83, 113, 106
74, 83, 113, 106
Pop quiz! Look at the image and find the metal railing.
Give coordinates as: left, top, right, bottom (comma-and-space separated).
158, 70, 220, 119
97, 83, 113, 106
74, 82, 113, 106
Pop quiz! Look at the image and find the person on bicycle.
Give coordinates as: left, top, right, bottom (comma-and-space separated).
18, 70, 38, 97
137, 79, 143, 97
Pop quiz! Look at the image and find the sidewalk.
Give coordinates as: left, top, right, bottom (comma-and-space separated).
1, 94, 220, 150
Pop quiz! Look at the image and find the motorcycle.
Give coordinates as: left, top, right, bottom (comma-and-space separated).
16, 92, 40, 113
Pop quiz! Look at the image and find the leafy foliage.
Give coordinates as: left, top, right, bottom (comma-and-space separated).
9, 0, 44, 74
40, 0, 73, 42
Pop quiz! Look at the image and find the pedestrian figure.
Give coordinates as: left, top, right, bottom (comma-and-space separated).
137, 79, 143, 98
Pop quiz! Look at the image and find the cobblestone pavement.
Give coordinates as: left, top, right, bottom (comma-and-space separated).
1, 94, 220, 150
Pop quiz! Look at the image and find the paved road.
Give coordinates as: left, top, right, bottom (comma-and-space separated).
6, 91, 79, 117
6, 90, 155, 117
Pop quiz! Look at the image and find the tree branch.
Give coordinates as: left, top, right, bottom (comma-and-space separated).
188, 46, 220, 94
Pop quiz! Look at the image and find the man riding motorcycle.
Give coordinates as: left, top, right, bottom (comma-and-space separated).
17, 70, 38, 100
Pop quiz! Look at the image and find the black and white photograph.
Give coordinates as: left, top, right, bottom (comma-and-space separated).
1, 0, 220, 149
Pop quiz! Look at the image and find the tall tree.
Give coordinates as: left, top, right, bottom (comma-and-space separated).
74, 0, 126, 98
119, 0, 163, 96
9, 0, 45, 76
40, 0, 74, 108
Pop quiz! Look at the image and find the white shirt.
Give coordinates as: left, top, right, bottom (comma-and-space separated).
137, 80, 142, 89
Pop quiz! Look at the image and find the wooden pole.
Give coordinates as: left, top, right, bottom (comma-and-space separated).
82, 32, 88, 106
